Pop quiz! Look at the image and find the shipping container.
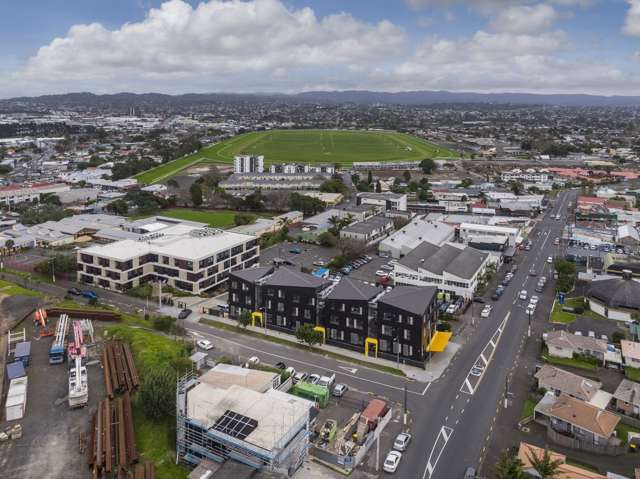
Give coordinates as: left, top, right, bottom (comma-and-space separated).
5, 377, 28, 421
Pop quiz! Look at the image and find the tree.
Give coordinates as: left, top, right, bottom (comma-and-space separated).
494, 452, 526, 479
108, 198, 129, 215
138, 367, 176, 421
295, 323, 323, 348
237, 310, 252, 329
525, 446, 563, 479
459, 178, 473, 188
0, 164, 13, 175
403, 170, 412, 182
367, 170, 373, 185
35, 254, 77, 277
234, 212, 255, 226
375, 180, 382, 193
393, 217, 409, 230
319, 178, 348, 194
419, 158, 435, 174
167, 178, 179, 188
5, 239, 14, 251
190, 183, 203, 207
317, 231, 338, 247
509, 181, 524, 195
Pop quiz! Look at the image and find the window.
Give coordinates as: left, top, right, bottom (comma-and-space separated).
216, 250, 230, 262
187, 272, 204, 282
349, 333, 361, 345
402, 344, 413, 357
80, 254, 94, 264
329, 328, 344, 340
174, 280, 193, 292
292, 307, 299, 317
407, 316, 414, 326
231, 245, 243, 256
292, 295, 301, 303
339, 303, 346, 312
98, 257, 110, 267
303, 309, 312, 320
350, 306, 363, 315
277, 289, 284, 299
231, 293, 238, 302
277, 302, 285, 312
329, 314, 339, 326
115, 259, 133, 271
242, 283, 249, 291
403, 329, 411, 341
231, 281, 238, 289
381, 325, 393, 336
244, 296, 252, 306
379, 339, 390, 352
383, 312, 395, 322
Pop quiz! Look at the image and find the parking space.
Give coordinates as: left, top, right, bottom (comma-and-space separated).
260, 241, 339, 271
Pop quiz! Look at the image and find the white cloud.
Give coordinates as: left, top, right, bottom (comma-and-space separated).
406, 0, 590, 13
489, 4, 559, 34
18, 0, 406, 83
623, 0, 640, 35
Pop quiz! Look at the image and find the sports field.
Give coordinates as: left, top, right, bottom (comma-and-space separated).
129, 208, 271, 229
135, 129, 459, 184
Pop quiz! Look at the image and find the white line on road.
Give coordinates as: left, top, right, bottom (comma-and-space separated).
423, 426, 454, 479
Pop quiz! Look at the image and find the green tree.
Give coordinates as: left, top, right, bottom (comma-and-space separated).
234, 212, 256, 226
419, 158, 435, 174
319, 178, 348, 194
459, 178, 473, 188
190, 183, 203, 207
494, 452, 526, 479
108, 198, 129, 215
525, 446, 563, 479
0, 164, 13, 175
375, 180, 382, 193
509, 180, 524, 195
295, 323, 323, 348
317, 231, 337, 247
403, 170, 412, 182
138, 367, 176, 421
237, 310, 252, 329
5, 239, 14, 251
367, 170, 373, 185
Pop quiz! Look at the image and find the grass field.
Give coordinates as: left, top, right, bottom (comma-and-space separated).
130, 208, 260, 229
135, 129, 460, 184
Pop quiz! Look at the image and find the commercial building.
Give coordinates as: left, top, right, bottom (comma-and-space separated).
459, 222, 520, 247
357, 192, 407, 212
234, 155, 264, 174
378, 217, 455, 258
339, 215, 393, 246
77, 223, 258, 295
588, 275, 640, 323
393, 242, 490, 300
176, 364, 313, 473
0, 182, 70, 205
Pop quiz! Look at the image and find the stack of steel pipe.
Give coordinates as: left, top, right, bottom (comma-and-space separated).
103, 341, 139, 398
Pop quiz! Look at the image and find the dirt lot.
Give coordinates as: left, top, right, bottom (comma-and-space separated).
0, 312, 103, 479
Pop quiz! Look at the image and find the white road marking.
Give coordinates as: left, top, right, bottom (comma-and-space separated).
338, 366, 358, 374
423, 426, 454, 479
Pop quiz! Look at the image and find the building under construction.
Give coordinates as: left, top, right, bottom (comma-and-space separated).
176, 364, 313, 476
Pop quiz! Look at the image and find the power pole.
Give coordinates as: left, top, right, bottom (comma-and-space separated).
51, 258, 56, 283
504, 375, 509, 409
403, 383, 408, 426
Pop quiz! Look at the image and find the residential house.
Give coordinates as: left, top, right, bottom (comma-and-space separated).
534, 365, 602, 403
612, 378, 640, 417
621, 340, 640, 369
544, 330, 608, 362
517, 442, 607, 479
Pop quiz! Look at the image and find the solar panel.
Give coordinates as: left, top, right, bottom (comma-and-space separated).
212, 410, 258, 440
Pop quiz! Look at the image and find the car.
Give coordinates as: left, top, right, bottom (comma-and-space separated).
67, 287, 81, 295
380, 264, 394, 271
333, 383, 348, 397
285, 366, 296, 377
463, 466, 477, 479
289, 247, 303, 254
383, 451, 402, 473
616, 248, 624, 254
554, 238, 560, 245
601, 334, 608, 341
480, 307, 491, 318
341, 267, 352, 275
393, 432, 412, 451
245, 356, 260, 367
519, 290, 528, 300
446, 304, 457, 314
308, 373, 321, 385
274, 361, 287, 370
525, 244, 531, 251
574, 331, 583, 336
293, 371, 308, 383
529, 269, 537, 276
470, 366, 484, 377
526, 305, 535, 316
313, 260, 327, 267
530, 296, 539, 305
472, 296, 486, 303
178, 308, 192, 319
196, 339, 214, 350
318, 373, 336, 388
81, 290, 97, 300
547, 256, 553, 264
375, 270, 388, 277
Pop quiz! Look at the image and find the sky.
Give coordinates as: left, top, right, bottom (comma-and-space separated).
1, 0, 640, 98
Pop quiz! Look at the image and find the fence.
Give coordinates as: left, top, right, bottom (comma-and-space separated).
546, 426, 627, 456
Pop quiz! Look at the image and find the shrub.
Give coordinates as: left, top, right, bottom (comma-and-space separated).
574, 307, 584, 314
138, 367, 176, 421
152, 315, 175, 333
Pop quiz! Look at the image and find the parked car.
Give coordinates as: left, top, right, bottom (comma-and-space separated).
375, 270, 388, 277
529, 269, 537, 276
67, 287, 81, 295
289, 247, 303, 254
383, 451, 402, 473
178, 308, 192, 319
472, 296, 486, 303
274, 361, 287, 370
333, 383, 348, 397
381, 264, 394, 271
313, 260, 327, 267
196, 339, 214, 350
529, 296, 539, 306
81, 290, 97, 300
393, 432, 412, 451
317, 373, 336, 388
285, 366, 296, 377
293, 371, 308, 383
519, 290, 528, 300
446, 304, 457, 314
308, 373, 321, 385
245, 356, 260, 367
341, 267, 352, 275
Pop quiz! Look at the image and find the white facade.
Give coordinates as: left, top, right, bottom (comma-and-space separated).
0, 183, 70, 205
234, 155, 264, 173
379, 218, 455, 258
459, 222, 520, 246
358, 192, 407, 212
77, 227, 259, 295
501, 168, 553, 183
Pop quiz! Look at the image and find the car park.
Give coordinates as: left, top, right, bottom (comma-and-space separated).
333, 383, 348, 397
393, 433, 412, 451
383, 451, 402, 473
196, 339, 214, 350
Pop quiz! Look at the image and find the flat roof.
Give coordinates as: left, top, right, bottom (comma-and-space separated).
199, 364, 277, 393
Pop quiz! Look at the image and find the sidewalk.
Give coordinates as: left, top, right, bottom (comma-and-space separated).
191, 312, 460, 382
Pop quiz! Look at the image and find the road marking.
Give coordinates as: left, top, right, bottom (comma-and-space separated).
338, 366, 358, 374
423, 426, 454, 479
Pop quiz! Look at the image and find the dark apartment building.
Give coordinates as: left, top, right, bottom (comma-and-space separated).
227, 266, 274, 318
376, 285, 438, 367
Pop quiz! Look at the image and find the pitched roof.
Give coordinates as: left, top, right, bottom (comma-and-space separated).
589, 278, 640, 310
612, 378, 640, 407
398, 242, 488, 280
517, 442, 607, 479
229, 266, 274, 283
325, 277, 381, 302
534, 365, 601, 402
545, 330, 608, 354
378, 285, 437, 316
261, 267, 329, 289
543, 394, 620, 438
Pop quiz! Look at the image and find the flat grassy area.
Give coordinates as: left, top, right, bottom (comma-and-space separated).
130, 208, 261, 229
0, 279, 42, 296
135, 129, 460, 184
199, 318, 405, 377
541, 346, 598, 372
104, 325, 190, 478
550, 302, 576, 324
625, 366, 640, 381
520, 398, 537, 420
615, 423, 640, 444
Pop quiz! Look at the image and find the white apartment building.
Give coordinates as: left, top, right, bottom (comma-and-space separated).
77, 226, 259, 295
459, 222, 521, 247
500, 168, 553, 183
357, 192, 407, 212
234, 155, 264, 173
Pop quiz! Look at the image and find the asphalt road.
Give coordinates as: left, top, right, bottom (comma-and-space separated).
398, 189, 577, 479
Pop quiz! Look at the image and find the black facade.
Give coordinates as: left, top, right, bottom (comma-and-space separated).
323, 298, 370, 352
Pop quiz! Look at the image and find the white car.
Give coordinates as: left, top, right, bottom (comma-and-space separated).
393, 433, 412, 451
480, 306, 492, 318
383, 451, 402, 473
526, 305, 536, 316
446, 304, 457, 314
547, 256, 553, 264
196, 339, 214, 350
375, 270, 388, 277
529, 296, 539, 306
308, 373, 321, 385
519, 290, 528, 300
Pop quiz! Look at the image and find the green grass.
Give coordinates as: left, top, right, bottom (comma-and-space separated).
135, 129, 460, 184
130, 208, 261, 229
0, 279, 42, 296
520, 398, 537, 420
199, 318, 405, 377
615, 423, 640, 444
625, 367, 640, 381
541, 346, 598, 371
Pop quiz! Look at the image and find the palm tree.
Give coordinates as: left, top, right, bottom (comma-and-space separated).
526, 446, 563, 478
494, 452, 526, 479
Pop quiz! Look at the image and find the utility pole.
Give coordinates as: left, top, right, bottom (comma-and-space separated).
375, 435, 380, 472
504, 375, 509, 409
527, 310, 532, 338
51, 257, 55, 283
403, 383, 408, 426
158, 280, 162, 310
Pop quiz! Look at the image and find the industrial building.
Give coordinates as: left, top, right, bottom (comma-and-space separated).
378, 216, 455, 258
176, 364, 313, 474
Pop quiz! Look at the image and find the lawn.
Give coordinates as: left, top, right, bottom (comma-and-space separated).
0, 279, 42, 297
135, 129, 460, 184
131, 208, 258, 229
550, 303, 576, 324
626, 367, 640, 381
615, 423, 640, 444
541, 346, 598, 371
520, 398, 537, 420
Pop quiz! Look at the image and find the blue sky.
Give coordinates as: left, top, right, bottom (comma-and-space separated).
1, 0, 639, 97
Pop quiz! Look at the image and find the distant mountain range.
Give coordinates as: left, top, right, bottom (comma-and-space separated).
3, 90, 640, 107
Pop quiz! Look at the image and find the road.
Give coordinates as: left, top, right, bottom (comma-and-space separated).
399, 189, 577, 479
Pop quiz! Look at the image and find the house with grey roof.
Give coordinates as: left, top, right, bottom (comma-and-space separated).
393, 242, 490, 299
339, 215, 393, 246
544, 330, 608, 362
588, 275, 640, 323
612, 378, 640, 417
534, 364, 602, 403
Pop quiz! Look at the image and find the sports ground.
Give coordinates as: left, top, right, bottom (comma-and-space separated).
135, 129, 459, 184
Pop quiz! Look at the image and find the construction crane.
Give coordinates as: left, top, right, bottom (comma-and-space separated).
67, 320, 86, 362
68, 356, 88, 408
34, 308, 53, 338
49, 314, 69, 364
